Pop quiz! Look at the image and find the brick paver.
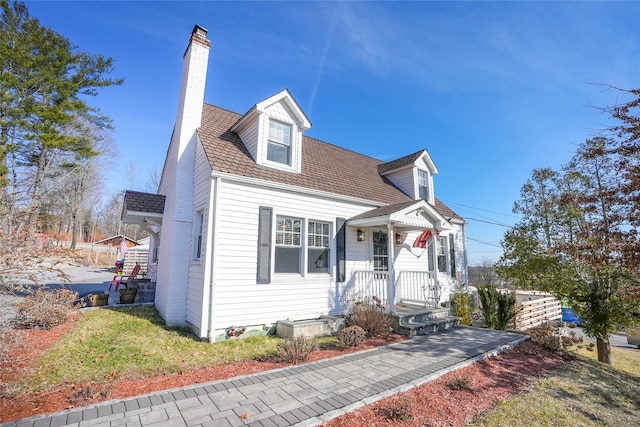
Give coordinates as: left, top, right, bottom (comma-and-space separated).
1, 327, 526, 427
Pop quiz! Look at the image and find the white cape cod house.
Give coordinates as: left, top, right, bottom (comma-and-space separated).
122, 25, 468, 342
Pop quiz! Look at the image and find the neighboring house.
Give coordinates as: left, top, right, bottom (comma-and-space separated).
95, 235, 138, 249
121, 25, 468, 342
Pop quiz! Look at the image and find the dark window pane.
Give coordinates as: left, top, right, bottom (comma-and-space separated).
419, 185, 429, 199
275, 247, 300, 273
308, 248, 329, 273
267, 142, 290, 165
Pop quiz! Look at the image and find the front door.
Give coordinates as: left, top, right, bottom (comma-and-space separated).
372, 229, 388, 271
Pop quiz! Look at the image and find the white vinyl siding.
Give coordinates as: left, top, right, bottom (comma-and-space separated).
209, 179, 372, 334
383, 169, 414, 199
185, 176, 467, 340
184, 142, 213, 333
236, 119, 260, 162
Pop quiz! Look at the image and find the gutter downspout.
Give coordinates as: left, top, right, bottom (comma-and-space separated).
207, 176, 221, 342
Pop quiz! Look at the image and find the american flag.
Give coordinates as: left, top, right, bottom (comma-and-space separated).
119, 237, 128, 254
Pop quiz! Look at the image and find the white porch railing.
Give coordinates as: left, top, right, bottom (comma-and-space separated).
350, 270, 440, 309
351, 271, 389, 305
396, 271, 439, 308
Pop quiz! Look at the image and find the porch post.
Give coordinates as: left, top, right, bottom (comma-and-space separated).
387, 223, 396, 313
431, 228, 440, 306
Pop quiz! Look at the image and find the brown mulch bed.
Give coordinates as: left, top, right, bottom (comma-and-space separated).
1, 317, 571, 426
323, 340, 573, 426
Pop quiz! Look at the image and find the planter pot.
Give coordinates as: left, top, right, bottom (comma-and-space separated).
119, 289, 138, 304
87, 293, 109, 307
137, 281, 156, 303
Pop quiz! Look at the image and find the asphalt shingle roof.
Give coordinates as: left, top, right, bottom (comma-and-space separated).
124, 190, 166, 214
377, 150, 425, 174
197, 103, 463, 221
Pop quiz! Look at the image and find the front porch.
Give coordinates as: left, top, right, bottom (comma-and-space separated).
342, 270, 460, 336
350, 270, 441, 308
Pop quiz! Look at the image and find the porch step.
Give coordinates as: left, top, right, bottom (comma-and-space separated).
393, 303, 460, 336
393, 316, 460, 337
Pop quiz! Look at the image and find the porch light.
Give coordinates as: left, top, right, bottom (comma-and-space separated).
357, 228, 365, 242
395, 233, 403, 244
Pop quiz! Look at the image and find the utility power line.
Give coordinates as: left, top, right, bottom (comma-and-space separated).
467, 236, 503, 248
465, 217, 512, 228
439, 199, 520, 218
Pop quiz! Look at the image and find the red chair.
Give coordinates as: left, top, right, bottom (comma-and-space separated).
109, 263, 141, 291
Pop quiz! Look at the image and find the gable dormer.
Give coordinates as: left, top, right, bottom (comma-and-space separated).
378, 149, 439, 205
231, 89, 311, 173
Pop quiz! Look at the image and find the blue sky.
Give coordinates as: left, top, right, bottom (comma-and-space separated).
25, 1, 639, 264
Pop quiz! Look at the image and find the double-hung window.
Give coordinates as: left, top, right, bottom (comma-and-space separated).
275, 216, 302, 273
437, 236, 447, 273
418, 170, 430, 200
193, 210, 204, 260
308, 221, 330, 273
267, 120, 292, 165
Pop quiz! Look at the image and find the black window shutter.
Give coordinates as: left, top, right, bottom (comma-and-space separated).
336, 217, 346, 283
257, 207, 273, 284
449, 233, 456, 277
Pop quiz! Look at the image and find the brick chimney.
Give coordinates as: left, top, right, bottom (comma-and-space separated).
174, 25, 211, 156
156, 25, 210, 326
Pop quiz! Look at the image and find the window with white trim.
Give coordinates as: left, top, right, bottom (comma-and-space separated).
267, 120, 292, 165
437, 236, 447, 273
193, 210, 204, 260
418, 170, 430, 200
372, 230, 389, 271
275, 216, 302, 273
308, 220, 330, 273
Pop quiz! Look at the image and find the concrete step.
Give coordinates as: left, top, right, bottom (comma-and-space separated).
397, 308, 451, 324
393, 316, 460, 337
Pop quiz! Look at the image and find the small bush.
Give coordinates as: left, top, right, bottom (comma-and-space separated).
277, 336, 318, 364
445, 373, 473, 391
529, 321, 583, 351
477, 285, 519, 330
452, 282, 473, 325
346, 297, 394, 337
14, 286, 78, 329
339, 325, 366, 347
69, 381, 111, 403
381, 394, 414, 422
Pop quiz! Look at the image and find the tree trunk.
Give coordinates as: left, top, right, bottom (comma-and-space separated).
28, 144, 50, 229
596, 336, 612, 365
70, 213, 77, 250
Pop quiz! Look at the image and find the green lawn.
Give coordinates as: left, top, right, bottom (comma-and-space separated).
22, 306, 287, 391
471, 344, 640, 426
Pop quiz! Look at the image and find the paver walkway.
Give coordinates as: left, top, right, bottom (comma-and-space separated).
3, 327, 527, 427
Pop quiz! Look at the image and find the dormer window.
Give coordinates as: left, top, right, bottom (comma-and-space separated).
230, 89, 311, 173
267, 120, 292, 165
418, 170, 430, 200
